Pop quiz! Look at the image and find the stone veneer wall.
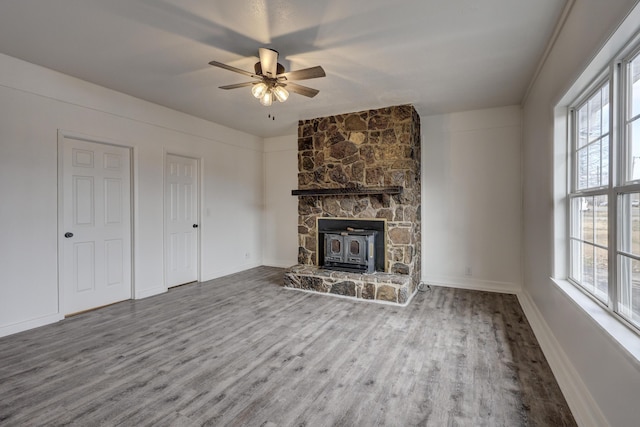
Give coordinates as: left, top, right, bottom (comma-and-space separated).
296, 104, 421, 289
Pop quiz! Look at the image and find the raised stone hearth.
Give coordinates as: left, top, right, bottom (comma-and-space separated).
284, 265, 415, 304
284, 105, 421, 306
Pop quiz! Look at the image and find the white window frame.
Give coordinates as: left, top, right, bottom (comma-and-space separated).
566, 43, 640, 334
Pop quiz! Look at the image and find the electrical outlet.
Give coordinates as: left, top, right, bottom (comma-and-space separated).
465, 266, 472, 276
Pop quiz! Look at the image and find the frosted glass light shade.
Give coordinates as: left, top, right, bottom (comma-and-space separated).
251, 82, 268, 99
259, 90, 273, 106
273, 86, 289, 102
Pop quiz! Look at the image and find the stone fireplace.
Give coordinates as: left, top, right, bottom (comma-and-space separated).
284, 105, 421, 305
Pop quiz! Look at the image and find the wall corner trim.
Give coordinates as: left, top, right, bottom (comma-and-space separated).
517, 290, 610, 427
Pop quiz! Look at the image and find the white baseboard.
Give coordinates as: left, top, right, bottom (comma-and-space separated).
517, 290, 609, 427
135, 286, 165, 299
422, 274, 520, 294
0, 313, 64, 338
262, 260, 296, 269
204, 262, 263, 281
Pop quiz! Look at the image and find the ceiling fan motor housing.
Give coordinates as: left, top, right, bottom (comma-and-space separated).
254, 62, 285, 77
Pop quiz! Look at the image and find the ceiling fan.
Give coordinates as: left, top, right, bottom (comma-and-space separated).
209, 48, 326, 106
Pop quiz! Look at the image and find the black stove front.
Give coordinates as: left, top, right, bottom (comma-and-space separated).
323, 229, 377, 273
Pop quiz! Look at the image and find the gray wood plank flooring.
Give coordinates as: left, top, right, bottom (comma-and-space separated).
0, 266, 576, 426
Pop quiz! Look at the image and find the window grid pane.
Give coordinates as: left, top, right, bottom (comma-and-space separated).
618, 193, 640, 256
595, 247, 608, 301
581, 242, 595, 292
618, 254, 640, 328
630, 53, 640, 119
602, 84, 610, 132
577, 148, 588, 189
588, 90, 603, 142
601, 136, 610, 184
588, 141, 601, 187
570, 239, 582, 282
630, 120, 640, 181
594, 195, 608, 247
578, 108, 588, 148
581, 197, 594, 242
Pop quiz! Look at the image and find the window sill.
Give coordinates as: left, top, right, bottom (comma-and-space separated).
551, 277, 640, 368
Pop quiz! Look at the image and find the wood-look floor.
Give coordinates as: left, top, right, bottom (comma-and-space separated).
0, 267, 576, 426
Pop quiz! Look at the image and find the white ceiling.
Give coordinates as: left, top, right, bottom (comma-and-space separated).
0, 0, 567, 138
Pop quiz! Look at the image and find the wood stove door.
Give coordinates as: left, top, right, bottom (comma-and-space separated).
344, 235, 367, 264
324, 234, 344, 262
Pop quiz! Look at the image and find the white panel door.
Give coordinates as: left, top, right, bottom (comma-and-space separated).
165, 154, 199, 287
61, 137, 131, 315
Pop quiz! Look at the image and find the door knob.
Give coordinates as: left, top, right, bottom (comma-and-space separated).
64, 232, 74, 238
193, 224, 198, 228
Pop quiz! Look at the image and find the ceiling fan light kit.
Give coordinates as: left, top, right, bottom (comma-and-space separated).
273, 85, 289, 102
251, 82, 268, 99
259, 89, 273, 106
251, 81, 288, 105
210, 48, 325, 106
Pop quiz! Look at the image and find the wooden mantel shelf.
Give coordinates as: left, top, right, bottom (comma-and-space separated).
291, 186, 403, 197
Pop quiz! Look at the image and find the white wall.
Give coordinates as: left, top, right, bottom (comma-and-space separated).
263, 135, 298, 268
421, 105, 522, 293
522, 1, 640, 426
0, 53, 264, 336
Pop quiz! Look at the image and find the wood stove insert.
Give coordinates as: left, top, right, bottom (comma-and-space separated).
324, 229, 377, 273
317, 218, 386, 273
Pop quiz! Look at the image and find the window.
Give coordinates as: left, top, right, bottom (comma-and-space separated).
568, 49, 640, 331
569, 82, 610, 303
618, 52, 640, 327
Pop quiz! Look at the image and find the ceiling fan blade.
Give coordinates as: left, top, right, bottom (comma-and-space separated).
258, 48, 279, 78
284, 82, 320, 98
219, 82, 256, 90
277, 66, 326, 81
209, 60, 259, 79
